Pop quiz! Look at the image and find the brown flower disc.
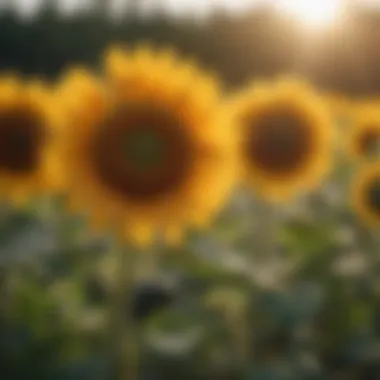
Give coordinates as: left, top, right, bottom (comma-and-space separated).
364, 175, 380, 218
356, 127, 380, 157
91, 102, 193, 203
0, 107, 45, 174
244, 106, 314, 176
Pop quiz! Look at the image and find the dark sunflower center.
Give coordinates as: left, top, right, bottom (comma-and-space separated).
358, 128, 380, 157
0, 108, 45, 174
124, 128, 167, 172
365, 177, 380, 217
244, 107, 313, 175
92, 104, 193, 202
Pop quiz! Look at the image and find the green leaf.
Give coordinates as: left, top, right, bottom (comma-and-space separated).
279, 221, 335, 257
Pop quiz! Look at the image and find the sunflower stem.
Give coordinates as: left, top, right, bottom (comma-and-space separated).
0, 268, 11, 321
0, 202, 24, 323
238, 196, 280, 370
109, 240, 139, 380
252, 198, 279, 265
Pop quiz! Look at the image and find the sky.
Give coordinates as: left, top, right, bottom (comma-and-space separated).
1, 0, 380, 20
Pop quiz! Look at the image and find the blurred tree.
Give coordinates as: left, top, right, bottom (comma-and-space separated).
0, 1, 380, 95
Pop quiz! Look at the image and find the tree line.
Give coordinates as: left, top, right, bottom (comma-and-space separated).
0, 1, 380, 95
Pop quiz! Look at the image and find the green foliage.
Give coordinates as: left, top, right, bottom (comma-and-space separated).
3, 177, 377, 380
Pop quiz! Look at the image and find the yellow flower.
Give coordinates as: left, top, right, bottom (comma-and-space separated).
348, 108, 380, 162
0, 76, 62, 204
351, 163, 380, 227
58, 46, 237, 246
231, 79, 333, 202
356, 97, 380, 113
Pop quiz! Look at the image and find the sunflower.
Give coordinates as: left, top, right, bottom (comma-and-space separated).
0, 75, 61, 204
57, 46, 237, 246
351, 163, 380, 227
231, 79, 333, 201
348, 108, 380, 162
356, 97, 380, 112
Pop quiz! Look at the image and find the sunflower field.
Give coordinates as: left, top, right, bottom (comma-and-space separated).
0, 2, 380, 380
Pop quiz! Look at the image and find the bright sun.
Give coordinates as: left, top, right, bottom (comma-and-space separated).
275, 0, 342, 28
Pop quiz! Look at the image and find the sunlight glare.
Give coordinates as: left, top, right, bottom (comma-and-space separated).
275, 0, 342, 28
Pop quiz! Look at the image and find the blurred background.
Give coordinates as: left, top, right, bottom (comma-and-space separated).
2, 0, 380, 95
0, 1, 380, 380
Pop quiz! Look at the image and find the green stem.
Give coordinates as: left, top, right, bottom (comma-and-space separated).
109, 241, 139, 380
234, 197, 279, 370
252, 199, 278, 264
0, 202, 19, 323
0, 268, 10, 320
247, 198, 281, 363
